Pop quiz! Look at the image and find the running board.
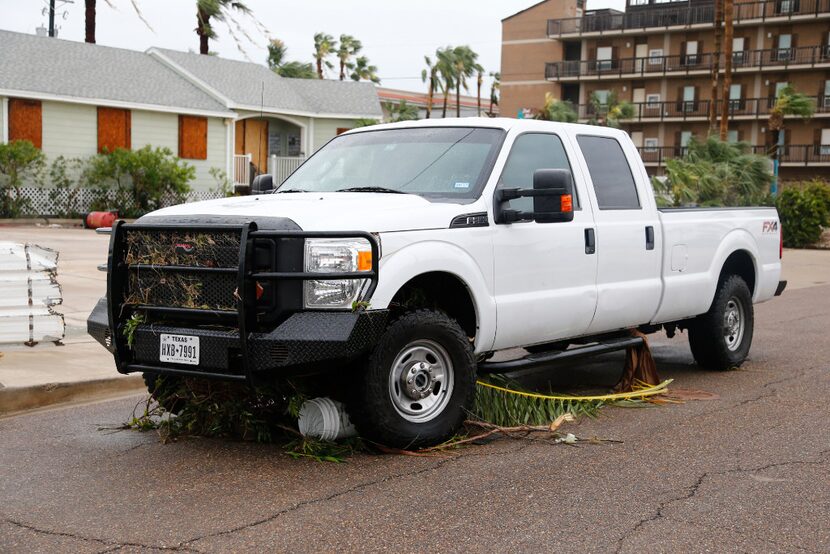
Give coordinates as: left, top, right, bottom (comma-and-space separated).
478, 336, 643, 374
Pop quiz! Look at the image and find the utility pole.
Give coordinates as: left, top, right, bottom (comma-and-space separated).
48, 0, 56, 37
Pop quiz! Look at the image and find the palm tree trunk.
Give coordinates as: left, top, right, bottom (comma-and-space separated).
770, 128, 781, 195
442, 85, 449, 118
84, 0, 96, 44
477, 79, 482, 117
316, 58, 323, 79
197, 7, 210, 55
719, 0, 734, 140
456, 82, 461, 118
426, 79, 434, 119
709, 0, 723, 132
339, 61, 345, 81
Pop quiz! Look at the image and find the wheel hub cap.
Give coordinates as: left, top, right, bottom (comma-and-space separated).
388, 339, 454, 423
723, 297, 745, 352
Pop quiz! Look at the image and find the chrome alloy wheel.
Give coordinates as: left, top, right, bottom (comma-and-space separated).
723, 296, 746, 352
387, 339, 454, 423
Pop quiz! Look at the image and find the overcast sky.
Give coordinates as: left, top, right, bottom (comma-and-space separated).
0, 0, 624, 94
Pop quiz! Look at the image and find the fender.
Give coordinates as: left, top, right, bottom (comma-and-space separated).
703, 228, 760, 306
369, 239, 497, 353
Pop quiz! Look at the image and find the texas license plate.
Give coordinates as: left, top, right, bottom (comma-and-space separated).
159, 334, 200, 366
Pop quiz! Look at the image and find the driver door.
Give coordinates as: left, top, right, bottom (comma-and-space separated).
491, 132, 598, 350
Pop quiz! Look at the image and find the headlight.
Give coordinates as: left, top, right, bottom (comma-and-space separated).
304, 238, 373, 309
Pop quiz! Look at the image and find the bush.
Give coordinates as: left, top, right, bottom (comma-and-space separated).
0, 140, 45, 217
47, 156, 85, 218
652, 136, 772, 208
776, 181, 830, 248
81, 146, 195, 217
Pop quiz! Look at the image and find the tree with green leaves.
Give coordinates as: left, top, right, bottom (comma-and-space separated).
0, 140, 46, 217
767, 85, 815, 193
337, 35, 362, 81
385, 100, 420, 123
588, 91, 635, 128
536, 93, 578, 122
451, 45, 479, 118
488, 71, 500, 116
267, 39, 316, 79
652, 136, 772, 207
421, 56, 439, 119
313, 33, 338, 79
196, 0, 256, 55
435, 48, 456, 118
350, 56, 380, 84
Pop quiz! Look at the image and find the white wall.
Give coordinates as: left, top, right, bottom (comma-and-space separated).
313, 118, 357, 151
42, 101, 97, 159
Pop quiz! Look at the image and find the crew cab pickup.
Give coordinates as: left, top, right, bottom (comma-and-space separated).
88, 119, 785, 447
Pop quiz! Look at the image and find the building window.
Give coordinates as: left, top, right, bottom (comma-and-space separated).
821, 129, 830, 156
823, 80, 830, 108
644, 138, 659, 152
593, 90, 611, 105
729, 84, 743, 110
97, 107, 131, 153
680, 131, 693, 150
597, 46, 613, 71
776, 34, 793, 61
682, 86, 696, 112
576, 135, 640, 210
179, 115, 208, 160
646, 93, 661, 107
727, 130, 739, 143
775, 82, 789, 98
683, 41, 699, 65
648, 49, 663, 65
733, 37, 746, 64
336, 128, 351, 135
8, 98, 42, 148
777, 0, 797, 14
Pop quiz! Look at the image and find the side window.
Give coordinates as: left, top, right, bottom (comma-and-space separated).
497, 133, 578, 214
576, 135, 641, 210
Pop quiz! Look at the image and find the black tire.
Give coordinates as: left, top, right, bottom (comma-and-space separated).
142, 372, 185, 413
348, 309, 477, 449
688, 274, 754, 371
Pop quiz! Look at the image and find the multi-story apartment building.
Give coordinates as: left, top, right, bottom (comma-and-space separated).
501, 0, 830, 180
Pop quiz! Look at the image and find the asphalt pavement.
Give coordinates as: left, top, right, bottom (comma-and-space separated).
1, 273, 828, 552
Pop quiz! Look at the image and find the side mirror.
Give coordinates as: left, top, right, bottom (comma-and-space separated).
251, 174, 274, 195
532, 169, 574, 223
494, 168, 575, 224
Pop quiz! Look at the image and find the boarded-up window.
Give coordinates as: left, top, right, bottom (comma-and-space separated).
336, 127, 351, 135
8, 99, 42, 148
97, 107, 131, 153
179, 116, 208, 160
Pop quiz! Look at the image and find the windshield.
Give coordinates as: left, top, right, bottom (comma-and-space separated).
276, 127, 505, 200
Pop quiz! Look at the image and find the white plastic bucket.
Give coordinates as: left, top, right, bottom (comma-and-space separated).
297, 397, 358, 441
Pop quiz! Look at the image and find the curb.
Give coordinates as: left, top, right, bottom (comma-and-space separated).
0, 375, 146, 417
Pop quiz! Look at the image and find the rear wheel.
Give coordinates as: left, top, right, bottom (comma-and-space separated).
349, 309, 477, 448
688, 274, 754, 371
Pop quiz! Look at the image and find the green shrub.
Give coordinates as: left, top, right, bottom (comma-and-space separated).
776, 181, 830, 248
81, 146, 195, 217
0, 140, 45, 217
47, 156, 85, 218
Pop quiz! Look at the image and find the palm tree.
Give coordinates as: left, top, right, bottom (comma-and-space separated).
196, 0, 251, 55
337, 35, 362, 81
488, 71, 500, 116
452, 46, 479, 117
709, 0, 724, 131
266, 39, 316, 79
588, 91, 635, 128
385, 100, 420, 122
436, 47, 456, 118
350, 56, 380, 84
85, 0, 151, 44
313, 33, 337, 79
767, 85, 815, 193
421, 56, 439, 119
475, 65, 484, 116
536, 93, 578, 122
719, 0, 735, 140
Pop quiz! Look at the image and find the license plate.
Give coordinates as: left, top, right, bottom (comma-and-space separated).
159, 334, 200, 366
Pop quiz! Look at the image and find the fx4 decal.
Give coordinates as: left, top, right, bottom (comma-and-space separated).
762, 221, 779, 234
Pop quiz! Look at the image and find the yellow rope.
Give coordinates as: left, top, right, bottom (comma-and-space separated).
475, 379, 673, 402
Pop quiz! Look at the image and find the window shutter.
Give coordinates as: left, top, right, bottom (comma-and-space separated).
179, 115, 208, 160
8, 99, 43, 148
97, 107, 131, 153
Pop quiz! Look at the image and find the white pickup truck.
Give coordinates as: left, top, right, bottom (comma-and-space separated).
88, 118, 785, 447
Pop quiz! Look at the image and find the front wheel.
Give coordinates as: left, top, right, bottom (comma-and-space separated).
349, 309, 477, 448
688, 274, 754, 371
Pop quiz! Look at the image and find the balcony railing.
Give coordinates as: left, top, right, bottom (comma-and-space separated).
546, 46, 830, 80
577, 96, 830, 122
637, 144, 830, 166
548, 0, 830, 37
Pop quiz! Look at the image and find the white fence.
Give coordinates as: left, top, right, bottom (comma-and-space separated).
0, 243, 64, 346
269, 156, 305, 185
233, 154, 252, 187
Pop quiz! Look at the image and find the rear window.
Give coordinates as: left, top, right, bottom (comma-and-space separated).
577, 135, 641, 210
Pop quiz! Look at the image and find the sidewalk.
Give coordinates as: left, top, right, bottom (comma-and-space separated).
0, 224, 828, 415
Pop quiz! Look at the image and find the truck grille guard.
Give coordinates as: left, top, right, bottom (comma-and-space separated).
105, 220, 380, 384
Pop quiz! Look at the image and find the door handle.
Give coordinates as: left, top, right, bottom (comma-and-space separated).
584, 228, 596, 255
645, 226, 655, 251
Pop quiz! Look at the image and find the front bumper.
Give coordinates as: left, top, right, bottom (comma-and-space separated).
88, 297, 387, 379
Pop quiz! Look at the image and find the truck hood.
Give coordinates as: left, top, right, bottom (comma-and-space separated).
142, 193, 471, 232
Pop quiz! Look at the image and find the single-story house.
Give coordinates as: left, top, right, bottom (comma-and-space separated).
0, 30, 382, 193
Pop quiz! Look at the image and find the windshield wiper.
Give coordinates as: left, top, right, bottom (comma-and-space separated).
274, 189, 310, 194
335, 186, 407, 194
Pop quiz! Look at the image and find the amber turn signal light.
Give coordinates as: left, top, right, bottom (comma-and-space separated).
357, 251, 373, 271
560, 194, 573, 213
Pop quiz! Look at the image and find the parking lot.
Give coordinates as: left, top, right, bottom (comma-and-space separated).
1, 226, 828, 552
